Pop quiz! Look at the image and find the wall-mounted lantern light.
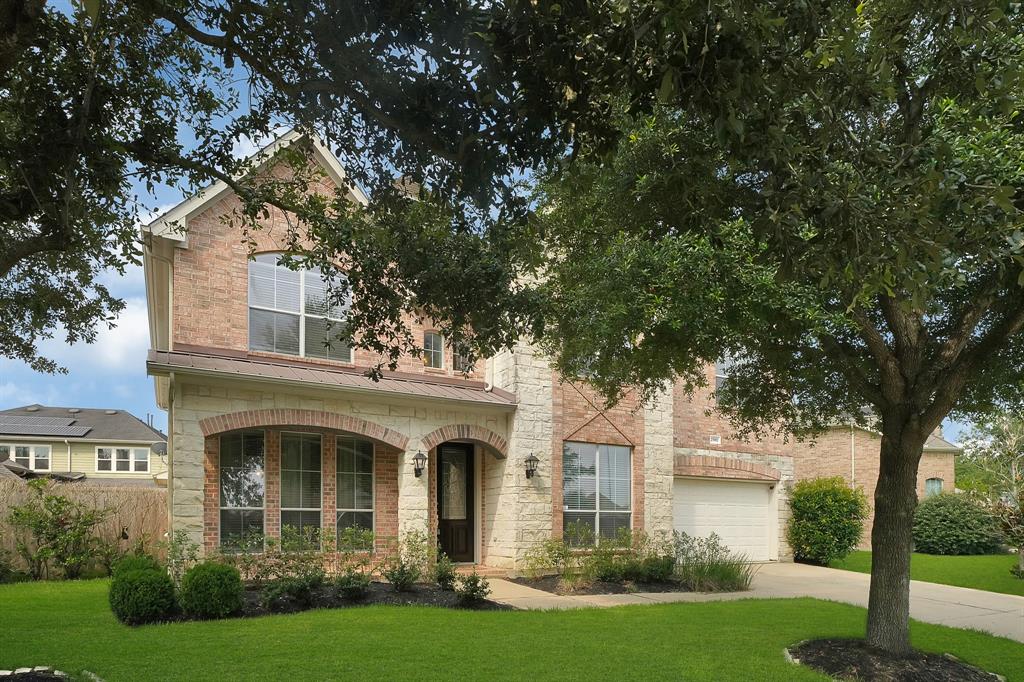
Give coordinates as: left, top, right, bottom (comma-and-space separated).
412, 450, 427, 478
525, 453, 540, 479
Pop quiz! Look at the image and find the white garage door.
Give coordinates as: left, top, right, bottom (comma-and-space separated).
672, 478, 775, 561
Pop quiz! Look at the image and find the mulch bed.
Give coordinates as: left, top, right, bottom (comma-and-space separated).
788, 639, 1004, 681
236, 581, 511, 617
509, 575, 687, 596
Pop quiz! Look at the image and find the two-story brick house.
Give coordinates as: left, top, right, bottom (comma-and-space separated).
143, 132, 796, 571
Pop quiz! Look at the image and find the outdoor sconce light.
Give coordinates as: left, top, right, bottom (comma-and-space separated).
412, 450, 427, 478
525, 453, 540, 479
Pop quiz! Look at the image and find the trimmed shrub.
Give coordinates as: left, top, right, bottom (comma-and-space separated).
112, 553, 162, 579
334, 569, 372, 601
913, 494, 1003, 555
788, 477, 868, 565
262, 572, 324, 612
433, 552, 457, 591
381, 530, 430, 592
454, 571, 491, 606
109, 568, 177, 625
179, 562, 244, 619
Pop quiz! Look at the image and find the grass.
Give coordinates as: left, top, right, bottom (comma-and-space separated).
2, 580, 1023, 681
832, 551, 1024, 597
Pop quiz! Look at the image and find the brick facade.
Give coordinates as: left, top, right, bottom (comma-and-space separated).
792, 426, 957, 547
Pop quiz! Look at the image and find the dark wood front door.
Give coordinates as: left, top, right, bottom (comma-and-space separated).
437, 443, 474, 562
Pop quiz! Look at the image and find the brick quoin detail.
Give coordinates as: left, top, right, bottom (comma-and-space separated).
674, 454, 781, 482
198, 409, 409, 450
419, 424, 508, 458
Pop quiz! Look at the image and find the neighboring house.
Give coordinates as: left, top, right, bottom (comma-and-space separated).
0, 405, 168, 486
792, 424, 959, 547
143, 132, 797, 570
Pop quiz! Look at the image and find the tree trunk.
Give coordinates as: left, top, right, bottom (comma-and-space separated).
866, 429, 925, 655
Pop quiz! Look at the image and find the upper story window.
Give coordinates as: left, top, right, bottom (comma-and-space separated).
453, 343, 474, 374
0, 444, 50, 471
423, 331, 444, 369
248, 253, 351, 362
924, 478, 943, 497
715, 355, 737, 393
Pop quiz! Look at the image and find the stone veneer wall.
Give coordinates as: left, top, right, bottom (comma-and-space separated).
674, 447, 795, 561
643, 386, 675, 540
171, 377, 511, 555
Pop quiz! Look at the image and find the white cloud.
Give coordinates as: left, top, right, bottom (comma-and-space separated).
232, 125, 292, 160
0, 380, 63, 407
39, 297, 150, 372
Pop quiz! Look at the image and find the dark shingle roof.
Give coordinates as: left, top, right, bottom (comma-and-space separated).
0, 405, 166, 442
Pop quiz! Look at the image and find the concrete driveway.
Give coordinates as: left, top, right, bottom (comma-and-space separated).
752, 562, 1024, 642
490, 562, 1024, 642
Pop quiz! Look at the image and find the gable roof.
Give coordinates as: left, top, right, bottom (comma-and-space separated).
0, 405, 166, 442
143, 129, 369, 244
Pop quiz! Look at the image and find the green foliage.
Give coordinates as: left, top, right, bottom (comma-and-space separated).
788, 478, 869, 566
454, 571, 491, 606
7, 480, 111, 579
913, 494, 1003, 556
673, 532, 756, 592
158, 529, 200, 587
381, 530, 430, 592
525, 528, 675, 591
108, 569, 177, 625
215, 531, 326, 588
433, 552, 457, 591
261, 572, 324, 612
333, 569, 372, 601
111, 553, 162, 579
179, 562, 244, 620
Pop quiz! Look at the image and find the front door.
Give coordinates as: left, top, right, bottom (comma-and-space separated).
437, 443, 474, 562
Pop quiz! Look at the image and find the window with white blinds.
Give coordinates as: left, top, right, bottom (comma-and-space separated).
248, 253, 352, 362
562, 442, 631, 544
219, 430, 265, 552
280, 432, 322, 538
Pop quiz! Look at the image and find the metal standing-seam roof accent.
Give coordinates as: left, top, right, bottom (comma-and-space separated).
147, 349, 518, 409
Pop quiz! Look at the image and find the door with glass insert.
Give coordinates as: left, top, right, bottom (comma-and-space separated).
437, 443, 474, 562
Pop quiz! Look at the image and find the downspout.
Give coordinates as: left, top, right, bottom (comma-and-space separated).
65, 439, 71, 471
484, 356, 493, 392
167, 371, 175, 538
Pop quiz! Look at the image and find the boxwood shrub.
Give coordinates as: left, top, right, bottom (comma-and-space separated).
109, 568, 177, 625
787, 477, 868, 565
111, 554, 162, 579
913, 494, 1003, 555
179, 562, 244, 619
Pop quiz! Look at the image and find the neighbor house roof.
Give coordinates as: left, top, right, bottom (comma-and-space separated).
0, 405, 166, 443
147, 348, 517, 410
924, 432, 960, 452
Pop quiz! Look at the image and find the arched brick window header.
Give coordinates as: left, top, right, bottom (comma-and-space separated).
673, 454, 781, 481
199, 409, 409, 450
420, 423, 508, 459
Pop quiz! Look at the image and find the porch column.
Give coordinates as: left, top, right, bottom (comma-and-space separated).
397, 442, 429, 537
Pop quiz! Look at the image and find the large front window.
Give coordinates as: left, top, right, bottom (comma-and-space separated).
248, 253, 351, 362
0, 444, 50, 471
220, 431, 265, 551
280, 432, 322, 538
562, 442, 631, 544
336, 436, 374, 547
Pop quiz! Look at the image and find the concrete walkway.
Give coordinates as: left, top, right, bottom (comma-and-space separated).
489, 562, 1024, 642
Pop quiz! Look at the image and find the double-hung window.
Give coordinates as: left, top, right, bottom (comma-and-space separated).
562, 442, 631, 544
248, 253, 351, 362
924, 478, 943, 497
423, 331, 444, 369
1, 444, 50, 471
715, 355, 737, 393
97, 447, 149, 473
220, 431, 265, 551
336, 436, 374, 548
280, 432, 322, 538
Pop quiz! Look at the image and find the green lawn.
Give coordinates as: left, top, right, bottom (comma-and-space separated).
832, 551, 1024, 597
2, 580, 1023, 681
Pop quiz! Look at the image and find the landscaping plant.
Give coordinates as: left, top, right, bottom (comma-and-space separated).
381, 530, 430, 592
111, 553, 162, 578
788, 478, 869, 566
433, 552, 457, 591
454, 571, 491, 606
158, 529, 200, 587
673, 532, 755, 592
109, 568, 177, 625
7, 480, 111, 579
913, 494, 1003, 556
179, 562, 244, 620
